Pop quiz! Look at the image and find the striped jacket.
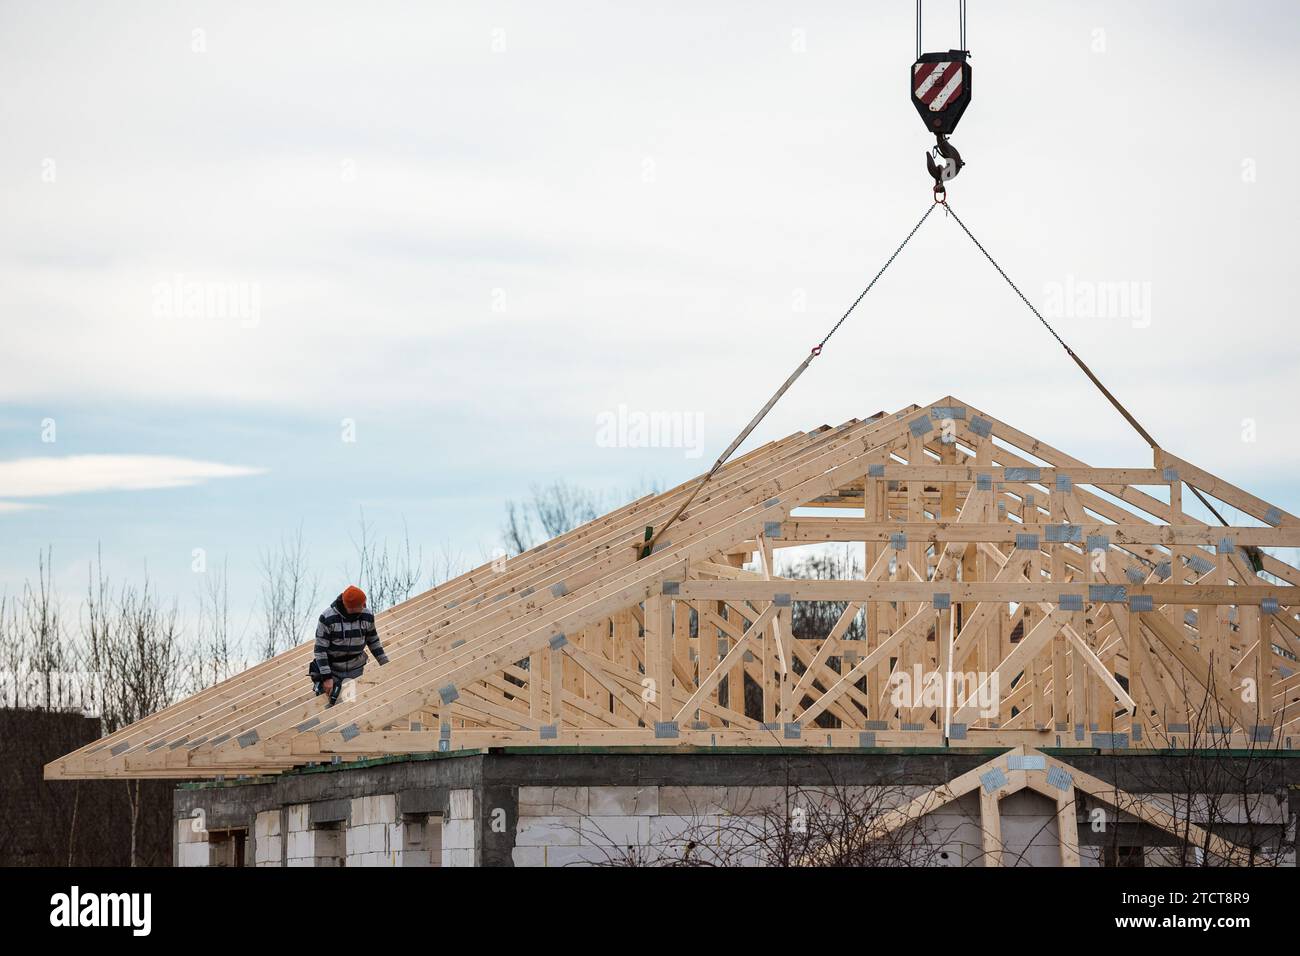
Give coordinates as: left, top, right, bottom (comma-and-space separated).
312, 595, 389, 680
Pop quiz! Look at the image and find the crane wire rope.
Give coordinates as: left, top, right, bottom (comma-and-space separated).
638, 202, 938, 558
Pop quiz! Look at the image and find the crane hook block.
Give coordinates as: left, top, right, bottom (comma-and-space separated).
910, 50, 971, 136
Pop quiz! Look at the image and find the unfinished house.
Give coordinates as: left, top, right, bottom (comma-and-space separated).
47, 396, 1300, 866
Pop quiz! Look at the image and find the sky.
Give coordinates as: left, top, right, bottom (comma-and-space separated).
2, 0, 1298, 644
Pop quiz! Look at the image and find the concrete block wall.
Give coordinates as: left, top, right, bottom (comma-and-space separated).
347, 795, 402, 867
177, 792, 448, 868
254, 810, 281, 867
285, 804, 312, 867
513, 785, 779, 867
443, 788, 478, 866
401, 815, 439, 867
203, 781, 1288, 869
511, 785, 1007, 867
173, 749, 1296, 868
175, 817, 209, 868
285, 803, 344, 867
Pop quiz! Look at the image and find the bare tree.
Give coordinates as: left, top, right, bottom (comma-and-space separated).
429, 540, 467, 590
1093, 671, 1293, 867
533, 481, 601, 538
24, 548, 81, 711
87, 566, 185, 864
0, 590, 26, 708
572, 746, 1077, 869
579, 767, 967, 868
349, 509, 425, 612
502, 479, 662, 554
780, 546, 865, 642
82, 554, 187, 865
502, 500, 535, 556
185, 557, 243, 693
259, 524, 319, 659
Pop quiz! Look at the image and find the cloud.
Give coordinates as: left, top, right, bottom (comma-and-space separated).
0, 455, 265, 500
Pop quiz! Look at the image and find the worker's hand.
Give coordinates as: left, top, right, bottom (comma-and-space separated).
321, 678, 334, 696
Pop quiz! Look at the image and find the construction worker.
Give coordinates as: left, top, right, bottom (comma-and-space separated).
310, 585, 389, 706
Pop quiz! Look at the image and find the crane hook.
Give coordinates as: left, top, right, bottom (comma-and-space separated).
926, 135, 963, 185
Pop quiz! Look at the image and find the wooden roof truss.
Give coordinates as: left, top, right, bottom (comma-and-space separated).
46, 394, 1300, 780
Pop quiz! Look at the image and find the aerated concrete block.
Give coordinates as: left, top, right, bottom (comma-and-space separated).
515, 815, 581, 847
587, 786, 659, 816
518, 786, 589, 817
